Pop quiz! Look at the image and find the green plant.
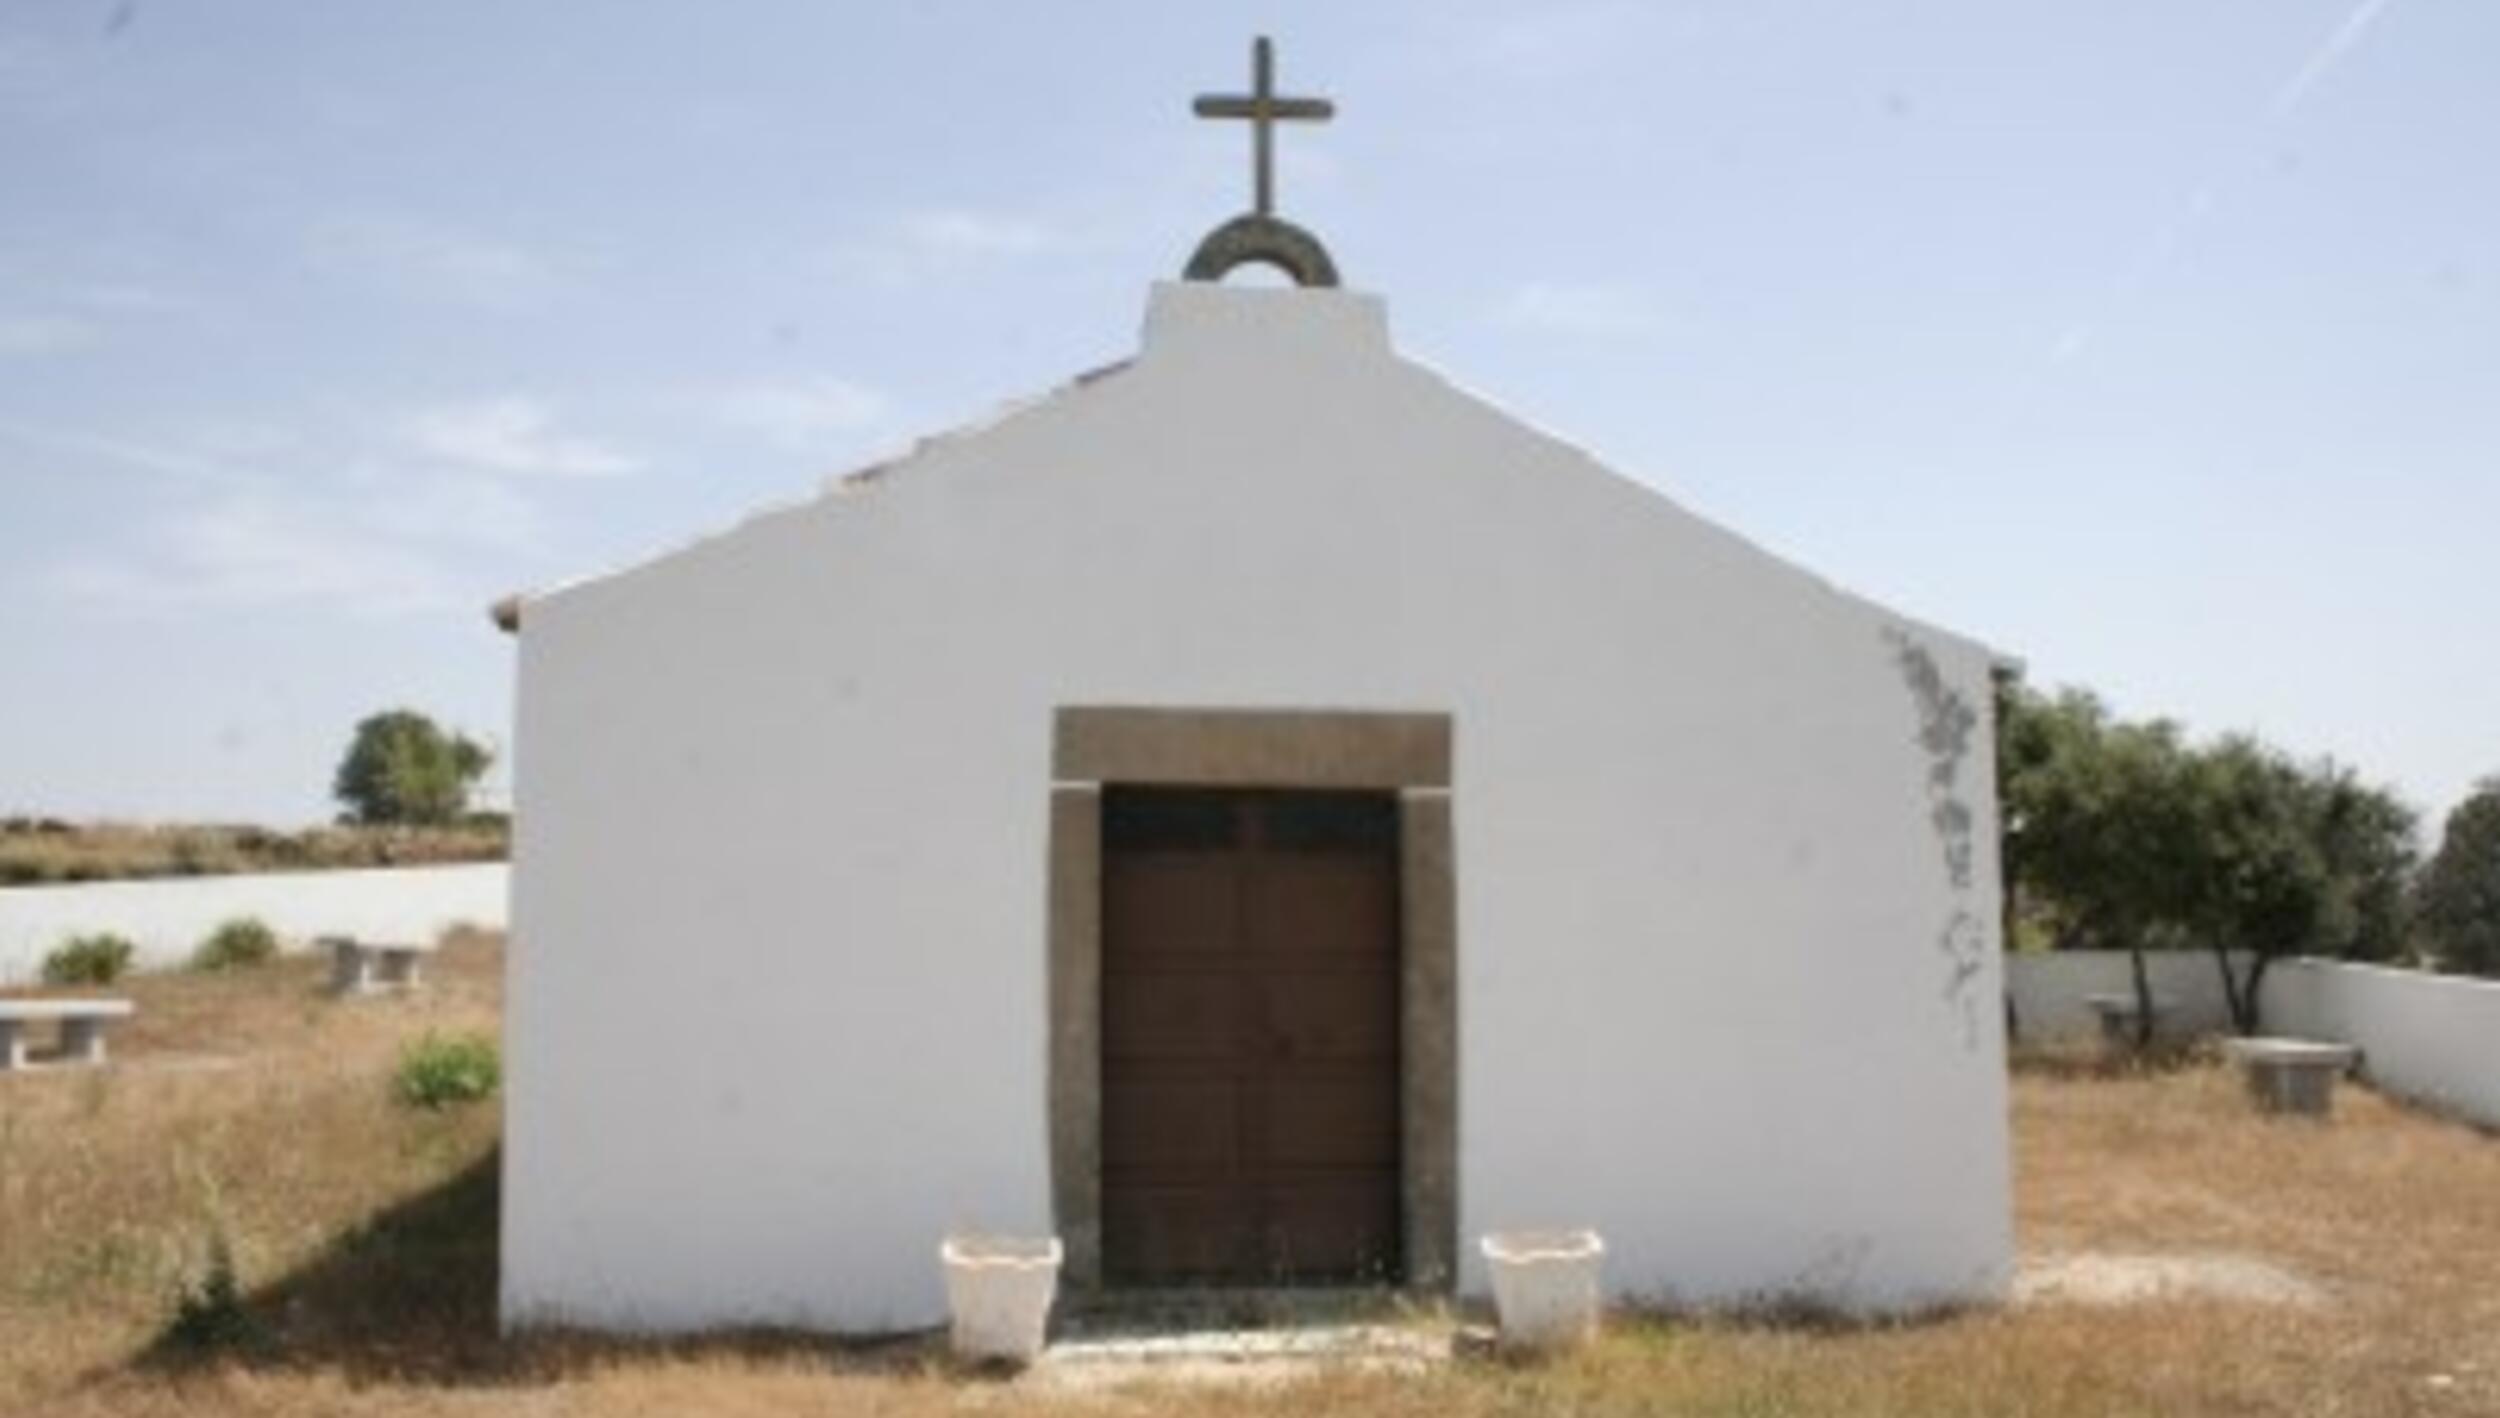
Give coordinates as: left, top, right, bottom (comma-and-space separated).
163, 1219, 256, 1351
41, 932, 135, 986
393, 1031, 500, 1109
191, 917, 279, 973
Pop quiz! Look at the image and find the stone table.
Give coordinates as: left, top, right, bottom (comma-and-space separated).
2224, 1037, 2359, 1118
0, 998, 135, 1069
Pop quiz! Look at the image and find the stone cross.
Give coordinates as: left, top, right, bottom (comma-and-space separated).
1192, 36, 1333, 218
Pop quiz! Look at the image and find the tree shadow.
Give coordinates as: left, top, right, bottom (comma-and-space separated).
121, 1146, 942, 1390
2009, 1039, 2216, 1082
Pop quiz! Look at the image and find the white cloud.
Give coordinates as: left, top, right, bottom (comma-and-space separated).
1497, 281, 1655, 336
361, 469, 545, 554
0, 282, 206, 359
904, 209, 1054, 258
47, 496, 456, 616
1466, 5, 1654, 83
61, 282, 200, 315
23, 420, 556, 619
308, 216, 552, 307
821, 208, 1064, 287
2272, 0, 2402, 118
0, 314, 100, 355
408, 397, 637, 478
1276, 146, 1345, 190
693, 376, 888, 445
0, 32, 96, 124
0, 417, 239, 486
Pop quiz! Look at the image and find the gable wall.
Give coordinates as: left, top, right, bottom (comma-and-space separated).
502, 285, 2011, 1332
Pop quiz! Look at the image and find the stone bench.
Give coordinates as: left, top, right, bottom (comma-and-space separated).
0, 999, 136, 1070
2224, 1037, 2359, 1118
321, 936, 430, 996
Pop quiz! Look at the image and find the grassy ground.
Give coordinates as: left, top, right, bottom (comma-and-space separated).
0, 819, 506, 886
5, 943, 2499, 1416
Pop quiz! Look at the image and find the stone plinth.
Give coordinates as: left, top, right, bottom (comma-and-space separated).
322, 936, 428, 996
0, 998, 135, 1070
2225, 1037, 2359, 1118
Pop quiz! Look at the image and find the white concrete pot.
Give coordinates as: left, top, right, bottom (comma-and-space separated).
940, 1234, 1061, 1365
1482, 1229, 1605, 1353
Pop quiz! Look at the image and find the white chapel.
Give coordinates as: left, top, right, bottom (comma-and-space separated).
497, 39, 2013, 1333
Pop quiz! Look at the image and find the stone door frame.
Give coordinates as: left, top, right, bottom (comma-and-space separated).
1048, 706, 1457, 1292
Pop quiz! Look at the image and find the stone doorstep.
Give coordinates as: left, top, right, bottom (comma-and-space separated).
1031, 1321, 1450, 1390
1058, 1284, 1431, 1332
1045, 1322, 1447, 1365
1030, 1288, 1456, 1385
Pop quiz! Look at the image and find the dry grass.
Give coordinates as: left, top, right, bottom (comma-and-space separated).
6, 948, 2500, 1416
1, 933, 503, 1408
0, 819, 506, 886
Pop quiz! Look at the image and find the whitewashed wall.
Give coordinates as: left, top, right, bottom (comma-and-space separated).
505, 283, 2012, 1334
2263, 961, 2500, 1130
2002, 950, 2250, 1045
2006, 952, 2500, 1131
0, 864, 508, 983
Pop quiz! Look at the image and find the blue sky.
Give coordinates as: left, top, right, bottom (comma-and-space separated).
1, 2, 2491, 830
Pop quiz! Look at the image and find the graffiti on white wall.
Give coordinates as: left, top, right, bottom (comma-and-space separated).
1885, 626, 1987, 1050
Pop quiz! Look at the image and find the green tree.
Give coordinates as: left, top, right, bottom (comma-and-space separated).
332, 710, 493, 826
2187, 741, 2414, 1031
1999, 685, 2206, 1042
2416, 778, 2500, 975
1998, 681, 2417, 1037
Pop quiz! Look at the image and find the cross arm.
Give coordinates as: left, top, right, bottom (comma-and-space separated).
1193, 97, 1335, 120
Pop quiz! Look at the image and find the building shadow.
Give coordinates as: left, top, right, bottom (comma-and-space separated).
121, 1146, 939, 1390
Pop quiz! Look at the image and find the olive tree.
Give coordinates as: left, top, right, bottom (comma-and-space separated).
2416, 778, 2500, 976
2187, 740, 2414, 1032
1999, 685, 2206, 1044
1999, 681, 2417, 1037
333, 710, 493, 827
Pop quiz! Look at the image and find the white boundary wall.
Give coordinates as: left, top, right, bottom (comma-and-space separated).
2007, 950, 2500, 1130
2263, 960, 2500, 1130
2003, 950, 2247, 1045
0, 863, 508, 983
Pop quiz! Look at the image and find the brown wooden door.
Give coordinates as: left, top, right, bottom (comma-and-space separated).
1100, 788, 1402, 1286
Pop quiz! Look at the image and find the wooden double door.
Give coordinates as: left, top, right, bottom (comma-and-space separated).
1099, 787, 1403, 1286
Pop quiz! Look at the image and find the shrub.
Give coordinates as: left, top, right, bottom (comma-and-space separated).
164, 1221, 256, 1351
192, 917, 279, 973
0, 817, 505, 885
394, 1032, 500, 1109
41, 932, 135, 986
435, 919, 489, 950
